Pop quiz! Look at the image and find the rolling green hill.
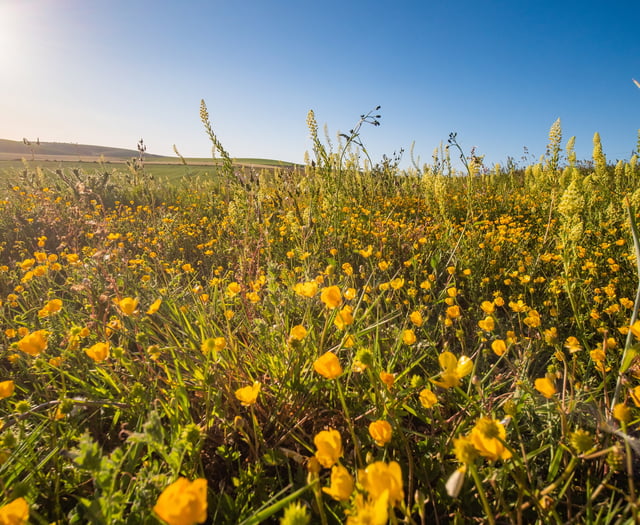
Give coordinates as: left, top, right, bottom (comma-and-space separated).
0, 138, 299, 169
0, 138, 162, 161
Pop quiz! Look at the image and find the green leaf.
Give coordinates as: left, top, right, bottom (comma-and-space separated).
620, 344, 640, 374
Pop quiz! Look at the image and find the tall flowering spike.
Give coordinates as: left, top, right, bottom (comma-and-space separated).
546, 117, 562, 173
566, 136, 577, 167
314, 429, 343, 468
153, 477, 208, 525
592, 131, 606, 176
306, 109, 318, 140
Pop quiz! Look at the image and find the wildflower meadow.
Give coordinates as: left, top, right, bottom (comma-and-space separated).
2, 101, 640, 524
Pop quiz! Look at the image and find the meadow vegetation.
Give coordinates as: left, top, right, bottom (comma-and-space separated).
1, 103, 640, 524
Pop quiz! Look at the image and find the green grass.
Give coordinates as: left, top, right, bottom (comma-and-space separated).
1, 116, 640, 524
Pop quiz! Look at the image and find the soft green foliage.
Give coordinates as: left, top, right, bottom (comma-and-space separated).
1, 114, 640, 524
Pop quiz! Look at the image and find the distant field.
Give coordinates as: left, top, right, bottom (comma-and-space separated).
0, 138, 300, 186
0, 156, 301, 186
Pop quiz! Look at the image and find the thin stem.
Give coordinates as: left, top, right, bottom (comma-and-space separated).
335, 380, 364, 468
469, 463, 496, 525
611, 199, 640, 412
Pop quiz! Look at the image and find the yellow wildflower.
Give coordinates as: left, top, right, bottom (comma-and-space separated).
314, 429, 343, 468
368, 420, 392, 446
358, 245, 373, 258
613, 403, 632, 425
153, 477, 208, 525
147, 298, 162, 315
226, 282, 242, 297
453, 435, 478, 465
288, 325, 308, 342
38, 298, 62, 318
469, 417, 511, 461
234, 381, 261, 406
322, 465, 354, 501
0, 497, 29, 525
478, 316, 495, 332
379, 371, 395, 390
85, 342, 110, 363
432, 351, 473, 389
402, 329, 417, 345
409, 311, 423, 327
116, 297, 139, 316
590, 347, 610, 372
334, 305, 354, 330
201, 337, 226, 354
564, 336, 582, 353
446, 305, 461, 319
320, 286, 342, 309
17, 330, 48, 356
534, 376, 556, 398
390, 277, 404, 290
346, 493, 388, 525
630, 385, 640, 407
491, 339, 507, 357
313, 352, 342, 379
419, 388, 438, 409
523, 310, 541, 328
480, 301, 495, 314
359, 461, 404, 507
0, 380, 14, 399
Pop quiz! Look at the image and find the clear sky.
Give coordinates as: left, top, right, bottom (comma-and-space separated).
1, 0, 639, 169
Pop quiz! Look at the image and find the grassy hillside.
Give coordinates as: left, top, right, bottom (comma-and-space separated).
0, 139, 299, 167
0, 138, 162, 161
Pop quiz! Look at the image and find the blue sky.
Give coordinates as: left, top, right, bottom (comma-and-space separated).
1, 0, 639, 168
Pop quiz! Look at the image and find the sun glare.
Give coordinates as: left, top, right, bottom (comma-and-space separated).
0, 3, 28, 69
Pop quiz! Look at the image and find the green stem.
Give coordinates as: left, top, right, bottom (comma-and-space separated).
335, 380, 364, 468
469, 463, 496, 525
612, 199, 640, 412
